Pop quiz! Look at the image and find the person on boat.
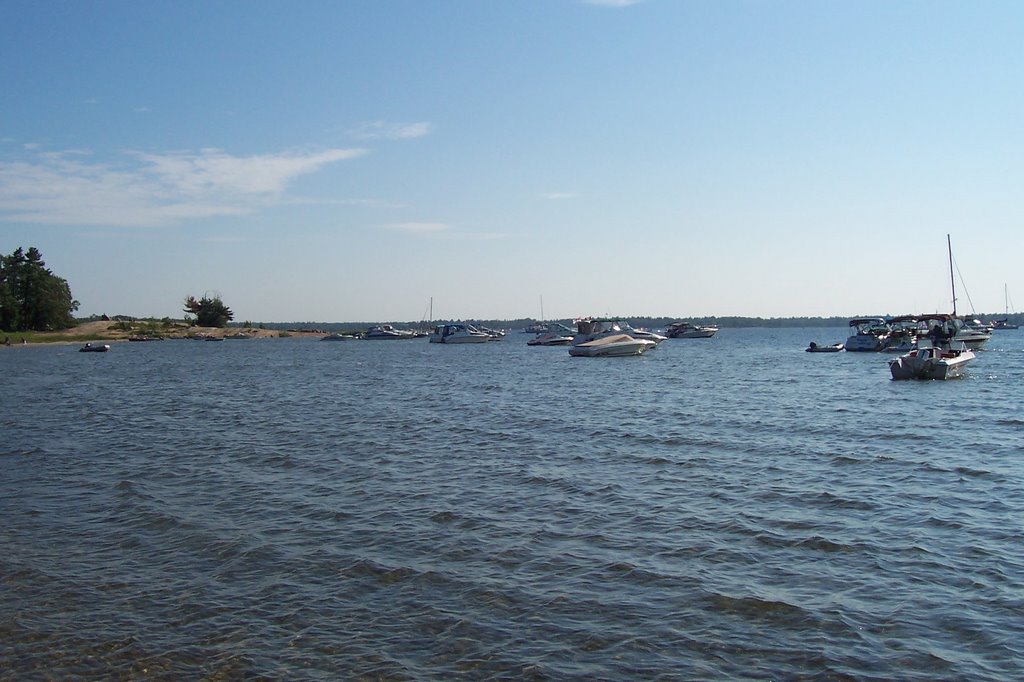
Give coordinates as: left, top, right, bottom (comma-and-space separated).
808, 341, 817, 350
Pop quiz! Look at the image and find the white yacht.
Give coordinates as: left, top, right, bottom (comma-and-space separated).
527, 323, 576, 346
429, 323, 491, 344
665, 321, 718, 338
843, 318, 891, 352
568, 334, 656, 357
568, 318, 658, 356
364, 325, 418, 340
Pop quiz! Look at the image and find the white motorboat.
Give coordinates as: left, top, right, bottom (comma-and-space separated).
889, 341, 975, 380
664, 321, 718, 338
616, 320, 667, 344
364, 324, 417, 340
843, 317, 891, 352
429, 323, 491, 344
527, 322, 576, 346
568, 334, 656, 357
321, 332, 353, 341
572, 318, 665, 345
953, 319, 991, 349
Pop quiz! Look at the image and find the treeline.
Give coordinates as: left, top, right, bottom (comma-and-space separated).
240, 315, 859, 331
1, 247, 79, 332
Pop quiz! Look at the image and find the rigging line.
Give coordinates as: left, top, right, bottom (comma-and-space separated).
951, 256, 978, 315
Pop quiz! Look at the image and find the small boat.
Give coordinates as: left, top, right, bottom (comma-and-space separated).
527, 322, 576, 346
665, 321, 718, 338
321, 332, 353, 341
843, 317, 891, 352
523, 322, 549, 334
473, 325, 507, 340
79, 343, 110, 353
991, 284, 1019, 330
889, 341, 975, 380
568, 334, 656, 357
805, 342, 843, 353
429, 323, 491, 344
364, 325, 418, 340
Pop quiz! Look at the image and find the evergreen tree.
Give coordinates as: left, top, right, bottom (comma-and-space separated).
0, 247, 79, 331
184, 294, 234, 327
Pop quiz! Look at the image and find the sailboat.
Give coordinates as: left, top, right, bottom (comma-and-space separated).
523, 295, 548, 334
945, 235, 991, 349
888, 235, 978, 380
992, 284, 1019, 330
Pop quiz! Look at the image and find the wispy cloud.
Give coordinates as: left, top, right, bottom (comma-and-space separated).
0, 147, 367, 227
351, 121, 432, 140
378, 222, 514, 241
379, 221, 450, 233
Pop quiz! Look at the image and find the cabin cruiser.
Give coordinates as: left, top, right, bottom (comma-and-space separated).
883, 316, 924, 353
572, 318, 665, 345
665, 321, 718, 338
953, 318, 991, 349
473, 325, 507, 340
568, 334, 656, 357
523, 322, 548, 334
364, 324, 418, 340
527, 322, 576, 346
843, 318, 891, 352
568, 318, 658, 356
429, 323, 491, 344
889, 341, 975, 380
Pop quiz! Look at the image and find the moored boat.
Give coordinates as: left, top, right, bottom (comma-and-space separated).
527, 322, 575, 346
364, 324, 418, 340
568, 333, 655, 357
665, 321, 718, 338
843, 318, 890, 352
429, 323, 491, 344
79, 342, 110, 352
805, 342, 843, 353
889, 341, 975, 380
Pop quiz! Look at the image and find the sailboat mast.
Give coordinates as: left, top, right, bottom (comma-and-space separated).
540, 295, 544, 323
947, 234, 957, 316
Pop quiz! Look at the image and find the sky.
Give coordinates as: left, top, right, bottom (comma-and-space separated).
2, 0, 1022, 323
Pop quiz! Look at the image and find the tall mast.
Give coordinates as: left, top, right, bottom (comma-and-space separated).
947, 234, 957, 316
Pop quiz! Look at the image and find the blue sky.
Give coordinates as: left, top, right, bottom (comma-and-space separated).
2, 0, 1022, 322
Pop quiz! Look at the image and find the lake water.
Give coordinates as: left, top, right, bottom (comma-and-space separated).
2, 327, 1023, 680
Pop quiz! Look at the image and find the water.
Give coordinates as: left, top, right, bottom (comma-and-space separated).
2, 328, 1023, 680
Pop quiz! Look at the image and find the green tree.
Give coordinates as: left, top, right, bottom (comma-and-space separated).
184, 294, 234, 327
0, 247, 79, 331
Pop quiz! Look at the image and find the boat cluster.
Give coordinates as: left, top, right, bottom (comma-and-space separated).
805, 314, 1011, 380
526, 318, 717, 357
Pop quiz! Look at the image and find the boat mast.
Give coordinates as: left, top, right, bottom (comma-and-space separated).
947, 234, 957, 316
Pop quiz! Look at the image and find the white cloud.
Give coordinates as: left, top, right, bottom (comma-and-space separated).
0, 147, 367, 227
352, 121, 432, 140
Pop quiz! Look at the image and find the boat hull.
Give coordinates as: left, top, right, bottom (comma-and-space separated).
568, 334, 655, 357
889, 347, 974, 380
